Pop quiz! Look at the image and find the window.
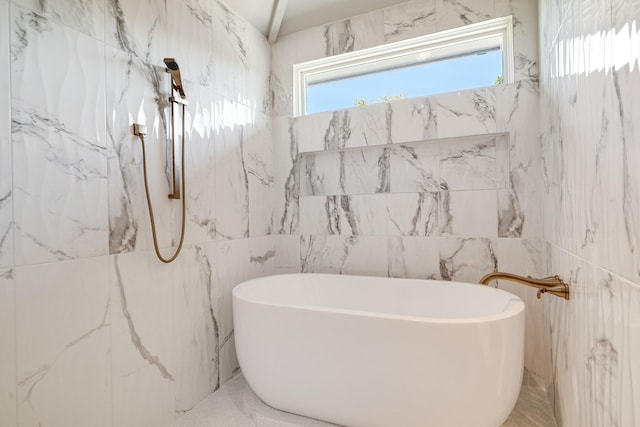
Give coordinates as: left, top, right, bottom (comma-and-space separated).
293, 16, 514, 116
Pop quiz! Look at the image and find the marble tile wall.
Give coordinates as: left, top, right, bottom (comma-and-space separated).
0, 0, 274, 426
272, 0, 551, 387
540, 0, 640, 424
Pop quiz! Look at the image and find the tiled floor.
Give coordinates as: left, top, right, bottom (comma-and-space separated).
172, 374, 558, 427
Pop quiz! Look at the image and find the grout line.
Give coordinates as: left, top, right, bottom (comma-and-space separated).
545, 241, 640, 290
6, 0, 20, 422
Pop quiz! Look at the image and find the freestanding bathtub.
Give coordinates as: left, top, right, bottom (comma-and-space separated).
232, 274, 525, 427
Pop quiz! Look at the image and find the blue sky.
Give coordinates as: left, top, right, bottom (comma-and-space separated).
307, 50, 503, 114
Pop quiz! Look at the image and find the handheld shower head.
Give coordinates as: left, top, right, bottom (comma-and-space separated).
163, 58, 186, 98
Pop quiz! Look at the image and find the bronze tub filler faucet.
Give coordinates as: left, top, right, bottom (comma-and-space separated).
480, 272, 570, 300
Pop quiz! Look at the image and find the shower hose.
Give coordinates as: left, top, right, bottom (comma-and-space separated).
135, 103, 186, 263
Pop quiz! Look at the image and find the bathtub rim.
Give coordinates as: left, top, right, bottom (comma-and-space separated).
233, 273, 524, 325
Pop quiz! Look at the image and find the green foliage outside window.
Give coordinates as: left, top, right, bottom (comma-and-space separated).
354, 93, 408, 106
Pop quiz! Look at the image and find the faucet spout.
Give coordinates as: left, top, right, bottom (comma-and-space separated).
480, 272, 570, 300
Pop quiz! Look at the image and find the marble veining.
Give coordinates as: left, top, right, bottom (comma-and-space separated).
0, 0, 11, 269
12, 101, 109, 265
113, 256, 173, 381
270, 0, 552, 399
16, 0, 106, 41
173, 244, 221, 414
272, 117, 299, 235
436, 0, 494, 31
387, 193, 439, 237
110, 251, 176, 426
324, 20, 355, 56
15, 258, 111, 427
436, 88, 497, 137
324, 12, 383, 56
0, 269, 16, 427
107, 47, 175, 255
214, 99, 250, 240
301, 235, 389, 277
300, 147, 390, 197
388, 96, 437, 143
172, 373, 558, 427
2, 0, 275, 425
387, 236, 440, 279
540, 0, 640, 424
383, 0, 437, 43
439, 237, 497, 283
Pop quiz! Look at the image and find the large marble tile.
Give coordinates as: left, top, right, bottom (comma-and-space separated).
296, 104, 389, 153
435, 0, 494, 32
387, 236, 440, 279
106, 46, 177, 254
388, 143, 441, 192
0, 136, 11, 268
0, 269, 16, 427
495, 238, 552, 387
12, 99, 109, 265
293, 110, 333, 153
299, 194, 387, 236
324, 11, 384, 56
111, 252, 175, 427
214, 238, 250, 336
439, 237, 497, 283
436, 87, 497, 138
439, 190, 498, 237
611, 65, 640, 283
383, 0, 437, 43
11, 10, 109, 266
0, 0, 12, 268
182, 76, 217, 245
496, 83, 542, 239
247, 237, 276, 280
499, 0, 539, 83
11, 4, 106, 147
166, 0, 214, 91
439, 133, 509, 191
244, 113, 274, 237
15, 0, 106, 41
386, 192, 438, 237
388, 96, 438, 144
546, 244, 640, 427
214, 97, 250, 239
501, 383, 558, 427
389, 133, 508, 193
301, 235, 388, 277
270, 34, 296, 118
173, 243, 220, 415
15, 258, 111, 427
172, 373, 558, 427
273, 116, 299, 234
300, 147, 390, 196
212, 0, 248, 102
105, 0, 168, 63
245, 25, 271, 115
274, 234, 302, 272
214, 239, 251, 382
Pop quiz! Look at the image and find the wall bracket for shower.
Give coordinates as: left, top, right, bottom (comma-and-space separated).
164, 57, 188, 199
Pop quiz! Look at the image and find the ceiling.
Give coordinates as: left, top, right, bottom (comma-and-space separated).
229, 0, 410, 43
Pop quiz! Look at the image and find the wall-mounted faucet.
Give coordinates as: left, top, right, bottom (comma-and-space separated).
479, 272, 570, 300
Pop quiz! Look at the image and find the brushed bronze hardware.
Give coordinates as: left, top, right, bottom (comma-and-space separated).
130, 58, 188, 263
479, 272, 570, 300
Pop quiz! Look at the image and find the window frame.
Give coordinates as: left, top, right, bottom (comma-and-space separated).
293, 16, 514, 117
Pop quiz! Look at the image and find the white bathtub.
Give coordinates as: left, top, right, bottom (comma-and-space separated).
232, 274, 525, 427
